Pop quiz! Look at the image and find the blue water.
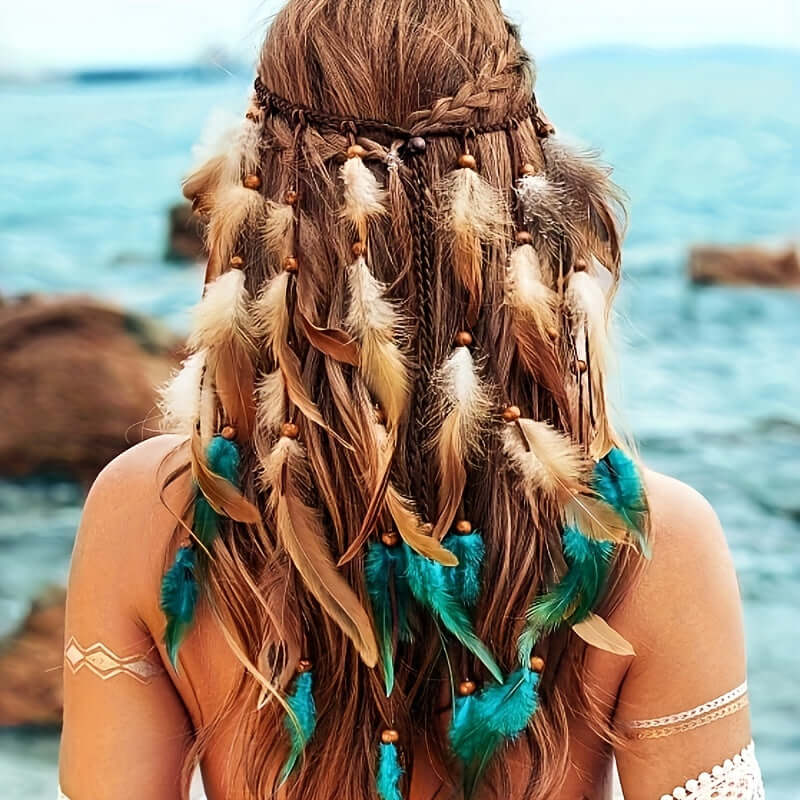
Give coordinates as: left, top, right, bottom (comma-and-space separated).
1, 47, 799, 798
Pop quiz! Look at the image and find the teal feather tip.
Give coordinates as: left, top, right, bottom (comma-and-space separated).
280, 670, 317, 784
593, 447, 650, 556
365, 542, 412, 696
403, 544, 502, 683
206, 434, 242, 484
160, 546, 199, 667
376, 742, 404, 800
442, 530, 485, 607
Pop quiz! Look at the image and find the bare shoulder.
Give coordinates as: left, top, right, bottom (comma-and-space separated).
617, 468, 745, 670
70, 434, 191, 619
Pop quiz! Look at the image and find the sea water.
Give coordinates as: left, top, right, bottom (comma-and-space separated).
1, 47, 798, 798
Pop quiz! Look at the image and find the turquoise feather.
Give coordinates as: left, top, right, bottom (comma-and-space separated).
593, 447, 650, 557
193, 434, 242, 547
160, 546, 199, 667
518, 527, 613, 663
280, 670, 317, 784
450, 668, 540, 796
365, 542, 412, 696
404, 544, 502, 683
442, 531, 484, 607
376, 742, 404, 800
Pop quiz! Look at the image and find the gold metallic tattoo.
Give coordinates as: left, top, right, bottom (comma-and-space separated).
64, 636, 164, 685
623, 681, 749, 740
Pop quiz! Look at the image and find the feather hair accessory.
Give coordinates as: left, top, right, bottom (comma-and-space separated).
279, 667, 317, 784
160, 546, 199, 668
376, 737, 404, 800
340, 147, 387, 242
158, 350, 206, 435
432, 345, 492, 540
565, 268, 618, 460
441, 528, 484, 607
441, 157, 508, 325
264, 431, 379, 667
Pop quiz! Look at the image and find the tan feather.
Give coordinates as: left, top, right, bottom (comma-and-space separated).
346, 256, 410, 429
572, 613, 634, 656
340, 155, 387, 242
385, 486, 459, 567
298, 313, 361, 367
442, 167, 508, 325
432, 346, 491, 539
564, 494, 630, 546
158, 350, 205, 434
507, 244, 558, 341
270, 436, 379, 667
190, 427, 261, 523
261, 201, 295, 259
253, 370, 287, 491
211, 338, 256, 441
189, 268, 253, 352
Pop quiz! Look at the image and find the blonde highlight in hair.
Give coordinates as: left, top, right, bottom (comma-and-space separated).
164, 1, 647, 798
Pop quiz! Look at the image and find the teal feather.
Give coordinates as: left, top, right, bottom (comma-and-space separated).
442, 531, 484, 607
450, 668, 540, 796
404, 545, 502, 683
518, 527, 613, 664
376, 742, 404, 800
280, 670, 317, 784
160, 546, 199, 667
593, 447, 650, 557
365, 542, 412, 696
193, 435, 242, 547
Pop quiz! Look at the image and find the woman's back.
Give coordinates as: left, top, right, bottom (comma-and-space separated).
58, 1, 762, 798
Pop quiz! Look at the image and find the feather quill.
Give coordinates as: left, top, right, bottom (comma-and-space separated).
269, 435, 379, 667
404, 544, 502, 682
432, 347, 491, 540
279, 670, 317, 784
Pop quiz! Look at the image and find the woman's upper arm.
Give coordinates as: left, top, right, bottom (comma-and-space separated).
613, 472, 759, 800
59, 437, 193, 800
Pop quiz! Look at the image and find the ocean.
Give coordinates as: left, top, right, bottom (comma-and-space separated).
1, 47, 799, 798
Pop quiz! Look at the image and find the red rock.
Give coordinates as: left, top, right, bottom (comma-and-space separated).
689, 244, 800, 287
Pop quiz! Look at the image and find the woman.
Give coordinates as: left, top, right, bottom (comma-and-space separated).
58, 1, 763, 798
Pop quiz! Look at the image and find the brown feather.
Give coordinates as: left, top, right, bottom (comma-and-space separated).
298, 313, 361, 367
385, 486, 459, 566
211, 339, 256, 441
572, 613, 634, 656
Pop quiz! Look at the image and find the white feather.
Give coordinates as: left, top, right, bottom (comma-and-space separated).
158, 350, 206, 434
442, 168, 508, 242
438, 346, 491, 452
515, 174, 567, 233
206, 184, 265, 273
507, 244, 558, 333
261, 201, 295, 259
340, 156, 387, 236
188, 268, 250, 351
252, 271, 290, 351
566, 270, 609, 368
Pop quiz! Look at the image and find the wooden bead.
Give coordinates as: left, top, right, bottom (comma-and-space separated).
243, 174, 262, 190
285, 190, 298, 206
347, 144, 368, 160
458, 680, 477, 697
573, 259, 588, 273
407, 136, 427, 154
501, 405, 521, 423
576, 359, 588, 374
296, 659, 313, 674
454, 331, 473, 348
220, 425, 237, 441
229, 255, 244, 269
547, 327, 559, 341
381, 729, 400, 745
515, 231, 533, 246
281, 422, 300, 440
455, 520, 473, 535
284, 256, 299, 274
520, 163, 537, 177
352, 241, 366, 258
381, 531, 400, 548
529, 656, 545, 674
245, 107, 260, 122
458, 153, 477, 170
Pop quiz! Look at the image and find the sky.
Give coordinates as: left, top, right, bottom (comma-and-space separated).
1, 0, 798, 74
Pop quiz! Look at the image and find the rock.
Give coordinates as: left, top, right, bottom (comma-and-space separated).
0, 588, 65, 727
165, 202, 205, 262
0, 295, 181, 482
689, 244, 800, 287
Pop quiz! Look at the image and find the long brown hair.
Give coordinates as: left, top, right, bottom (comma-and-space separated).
165, 1, 646, 797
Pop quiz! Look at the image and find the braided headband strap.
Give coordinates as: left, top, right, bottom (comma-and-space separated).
253, 77, 552, 140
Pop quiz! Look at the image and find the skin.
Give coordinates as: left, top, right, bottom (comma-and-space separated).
59, 434, 751, 799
